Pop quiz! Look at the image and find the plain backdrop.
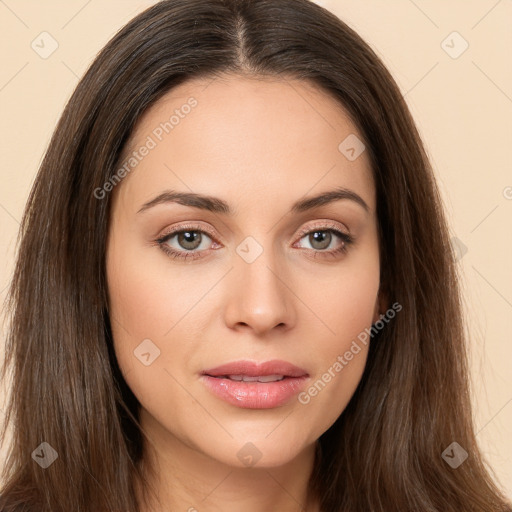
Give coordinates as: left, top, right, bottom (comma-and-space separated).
0, 0, 511, 499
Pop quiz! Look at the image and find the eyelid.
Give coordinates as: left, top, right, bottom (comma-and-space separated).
294, 220, 350, 238
156, 222, 218, 242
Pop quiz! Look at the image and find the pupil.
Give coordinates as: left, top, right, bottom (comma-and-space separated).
311, 231, 330, 249
179, 231, 200, 249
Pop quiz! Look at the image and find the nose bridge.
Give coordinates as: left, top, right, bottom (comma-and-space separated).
224, 234, 295, 333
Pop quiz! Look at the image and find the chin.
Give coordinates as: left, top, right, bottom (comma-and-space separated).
198, 426, 318, 469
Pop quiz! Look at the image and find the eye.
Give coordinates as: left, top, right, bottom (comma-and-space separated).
154, 221, 354, 261
294, 222, 354, 258
155, 223, 219, 261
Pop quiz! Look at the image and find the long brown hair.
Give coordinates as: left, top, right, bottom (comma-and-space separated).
1, 0, 510, 510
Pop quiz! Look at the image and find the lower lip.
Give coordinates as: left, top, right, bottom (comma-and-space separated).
201, 375, 308, 409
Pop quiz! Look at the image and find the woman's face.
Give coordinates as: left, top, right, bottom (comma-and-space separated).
106, 74, 382, 469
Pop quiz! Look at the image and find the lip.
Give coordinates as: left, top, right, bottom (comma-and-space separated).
200, 360, 309, 409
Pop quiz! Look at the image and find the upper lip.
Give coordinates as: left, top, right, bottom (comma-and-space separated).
202, 359, 309, 378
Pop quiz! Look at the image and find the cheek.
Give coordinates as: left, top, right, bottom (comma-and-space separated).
295, 301, 372, 436
106, 235, 174, 381
105, 247, 201, 428
105, 232, 220, 417
292, 251, 379, 427
106, 233, 202, 351
297, 243, 380, 345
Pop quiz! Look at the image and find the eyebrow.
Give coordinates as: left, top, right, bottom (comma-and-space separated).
137, 186, 370, 215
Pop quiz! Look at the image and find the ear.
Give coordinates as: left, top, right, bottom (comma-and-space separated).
372, 287, 389, 324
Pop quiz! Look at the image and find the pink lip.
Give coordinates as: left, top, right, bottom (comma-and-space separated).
200, 360, 309, 409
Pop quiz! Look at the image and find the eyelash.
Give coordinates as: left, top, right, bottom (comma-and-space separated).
154, 222, 354, 262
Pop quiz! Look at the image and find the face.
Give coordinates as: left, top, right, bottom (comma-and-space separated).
106, 74, 382, 470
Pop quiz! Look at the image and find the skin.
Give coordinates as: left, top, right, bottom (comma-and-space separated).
106, 74, 385, 512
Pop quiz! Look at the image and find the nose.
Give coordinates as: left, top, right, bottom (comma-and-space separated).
223, 248, 296, 336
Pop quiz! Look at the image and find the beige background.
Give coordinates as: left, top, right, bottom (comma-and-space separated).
0, 0, 510, 498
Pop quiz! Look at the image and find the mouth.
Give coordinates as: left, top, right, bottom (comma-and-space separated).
214, 374, 287, 382
200, 360, 309, 409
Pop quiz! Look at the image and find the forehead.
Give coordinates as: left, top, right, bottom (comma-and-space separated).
113, 74, 375, 216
